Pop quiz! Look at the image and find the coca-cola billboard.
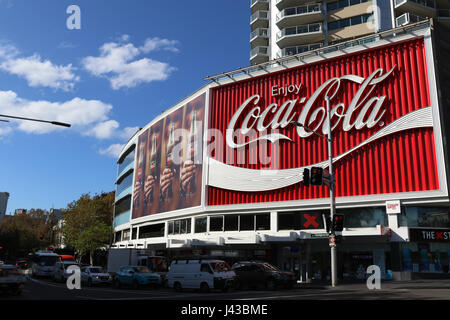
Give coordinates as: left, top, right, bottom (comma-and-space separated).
207, 37, 442, 206
132, 93, 205, 219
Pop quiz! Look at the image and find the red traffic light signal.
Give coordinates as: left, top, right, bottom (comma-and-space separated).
310, 167, 323, 186
333, 214, 344, 232
0, 246, 3, 250
48, 247, 54, 251
39, 234, 44, 240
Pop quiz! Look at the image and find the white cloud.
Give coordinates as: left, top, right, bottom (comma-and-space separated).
99, 143, 124, 158
87, 120, 120, 139
82, 36, 178, 90
140, 37, 179, 53
0, 54, 80, 91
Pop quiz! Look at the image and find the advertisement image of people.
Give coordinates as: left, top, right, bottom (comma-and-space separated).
179, 93, 205, 209
131, 92, 205, 218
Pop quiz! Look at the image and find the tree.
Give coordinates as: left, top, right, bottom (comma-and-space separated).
62, 192, 114, 265
0, 209, 58, 260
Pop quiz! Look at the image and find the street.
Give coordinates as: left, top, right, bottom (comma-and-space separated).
5, 277, 450, 300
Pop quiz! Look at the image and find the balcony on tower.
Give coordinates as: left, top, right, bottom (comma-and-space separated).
250, 28, 269, 48
276, 4, 323, 29
276, 23, 324, 47
394, 0, 437, 18
250, 46, 269, 65
251, 0, 269, 12
250, 10, 270, 29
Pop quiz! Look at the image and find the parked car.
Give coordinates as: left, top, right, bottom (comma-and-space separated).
0, 264, 26, 295
16, 259, 30, 270
81, 266, 112, 287
113, 266, 161, 289
52, 261, 80, 283
232, 261, 296, 290
166, 259, 235, 293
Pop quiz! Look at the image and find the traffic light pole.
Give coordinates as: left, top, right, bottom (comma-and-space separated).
325, 96, 337, 288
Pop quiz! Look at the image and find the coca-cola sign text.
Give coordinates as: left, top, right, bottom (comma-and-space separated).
226, 67, 395, 149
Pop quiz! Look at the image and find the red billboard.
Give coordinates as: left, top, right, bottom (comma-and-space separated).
207, 37, 440, 206
132, 93, 205, 219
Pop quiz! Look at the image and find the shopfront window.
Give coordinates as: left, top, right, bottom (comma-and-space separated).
337, 207, 387, 228
256, 214, 270, 230
195, 217, 207, 233
401, 242, 450, 273
139, 223, 164, 239
210, 216, 224, 232
240, 215, 255, 231
224, 215, 239, 231
404, 206, 450, 228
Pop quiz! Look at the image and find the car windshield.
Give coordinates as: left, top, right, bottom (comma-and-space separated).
39, 256, 58, 266
261, 263, 280, 272
211, 262, 231, 272
89, 267, 103, 273
133, 266, 150, 273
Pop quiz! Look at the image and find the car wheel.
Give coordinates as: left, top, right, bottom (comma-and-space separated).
266, 278, 276, 291
200, 282, 210, 293
132, 280, 140, 290
233, 279, 242, 290
87, 278, 92, 287
114, 279, 121, 289
174, 282, 182, 292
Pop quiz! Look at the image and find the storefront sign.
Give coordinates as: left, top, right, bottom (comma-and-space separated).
386, 200, 401, 214
409, 228, 450, 242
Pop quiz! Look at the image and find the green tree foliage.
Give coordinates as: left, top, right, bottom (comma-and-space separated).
62, 192, 114, 265
0, 209, 58, 259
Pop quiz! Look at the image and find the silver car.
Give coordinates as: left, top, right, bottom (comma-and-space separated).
81, 266, 112, 286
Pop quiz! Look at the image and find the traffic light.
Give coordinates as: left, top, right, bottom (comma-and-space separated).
48, 247, 54, 251
333, 214, 344, 232
310, 167, 323, 186
303, 168, 310, 187
39, 234, 44, 240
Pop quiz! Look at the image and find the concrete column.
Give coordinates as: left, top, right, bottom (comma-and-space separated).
270, 211, 277, 233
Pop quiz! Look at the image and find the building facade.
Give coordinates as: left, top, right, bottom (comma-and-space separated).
0, 192, 9, 222
250, 0, 450, 64
111, 21, 450, 282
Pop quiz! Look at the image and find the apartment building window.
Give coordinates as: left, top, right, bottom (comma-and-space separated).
114, 195, 131, 216
328, 13, 373, 30
327, 0, 370, 11
117, 146, 135, 174
132, 227, 137, 240
116, 171, 133, 195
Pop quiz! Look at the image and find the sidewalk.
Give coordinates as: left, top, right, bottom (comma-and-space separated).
294, 278, 450, 291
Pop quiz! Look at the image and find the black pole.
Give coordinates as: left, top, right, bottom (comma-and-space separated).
0, 114, 71, 127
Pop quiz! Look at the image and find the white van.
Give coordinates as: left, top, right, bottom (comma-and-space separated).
166, 259, 235, 292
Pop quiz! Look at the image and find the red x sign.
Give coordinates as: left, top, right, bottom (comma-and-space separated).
304, 214, 319, 228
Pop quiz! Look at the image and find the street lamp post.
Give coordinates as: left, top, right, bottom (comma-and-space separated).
291, 95, 338, 287
0, 114, 71, 127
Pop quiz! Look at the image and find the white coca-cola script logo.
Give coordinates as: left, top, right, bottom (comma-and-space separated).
226, 67, 396, 148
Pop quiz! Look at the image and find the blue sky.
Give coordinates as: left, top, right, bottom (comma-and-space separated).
0, 0, 250, 214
